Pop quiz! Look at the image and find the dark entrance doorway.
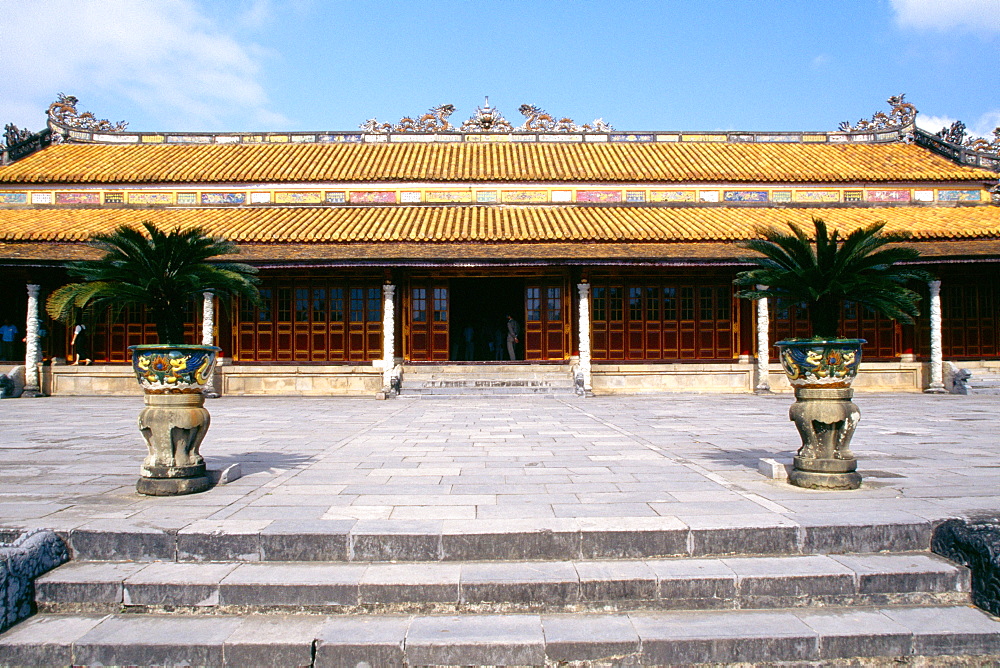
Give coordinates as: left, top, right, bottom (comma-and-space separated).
450, 277, 524, 361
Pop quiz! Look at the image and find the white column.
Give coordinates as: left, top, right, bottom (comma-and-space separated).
925, 279, 946, 393
382, 283, 396, 387
23, 284, 42, 397
201, 291, 215, 346
201, 291, 220, 397
577, 282, 592, 394
755, 287, 771, 393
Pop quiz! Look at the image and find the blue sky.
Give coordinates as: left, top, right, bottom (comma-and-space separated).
1, 0, 998, 138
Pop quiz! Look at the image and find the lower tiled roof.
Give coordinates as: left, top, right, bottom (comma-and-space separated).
0, 205, 998, 244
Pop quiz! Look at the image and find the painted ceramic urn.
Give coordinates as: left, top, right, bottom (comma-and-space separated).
128, 344, 221, 393
775, 339, 866, 389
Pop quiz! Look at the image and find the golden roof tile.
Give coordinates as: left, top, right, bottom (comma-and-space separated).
0, 205, 998, 245
0, 142, 994, 184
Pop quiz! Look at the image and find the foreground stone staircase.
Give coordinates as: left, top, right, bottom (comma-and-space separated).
399, 363, 578, 396
2, 521, 1000, 666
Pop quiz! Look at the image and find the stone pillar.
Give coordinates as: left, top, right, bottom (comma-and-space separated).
576, 282, 593, 395
22, 284, 42, 397
925, 280, 946, 394
201, 292, 220, 398
382, 283, 396, 389
754, 290, 771, 394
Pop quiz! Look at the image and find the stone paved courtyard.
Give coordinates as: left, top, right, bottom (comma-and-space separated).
0, 392, 997, 536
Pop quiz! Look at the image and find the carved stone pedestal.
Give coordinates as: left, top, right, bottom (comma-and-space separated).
788, 388, 862, 490
136, 393, 211, 496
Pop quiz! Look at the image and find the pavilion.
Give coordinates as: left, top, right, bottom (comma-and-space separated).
0, 95, 997, 396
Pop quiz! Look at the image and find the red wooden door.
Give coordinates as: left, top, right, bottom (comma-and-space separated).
524, 281, 569, 360
406, 281, 449, 361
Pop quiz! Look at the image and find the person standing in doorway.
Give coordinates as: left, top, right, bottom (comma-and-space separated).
506, 314, 520, 361
0, 320, 18, 361
70, 322, 91, 365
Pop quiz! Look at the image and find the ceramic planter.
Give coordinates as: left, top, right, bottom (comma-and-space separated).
776, 339, 866, 490
128, 344, 221, 496
776, 338, 865, 389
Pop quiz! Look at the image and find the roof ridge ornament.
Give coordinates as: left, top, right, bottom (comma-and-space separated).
838, 94, 917, 133
517, 104, 612, 133
46, 93, 128, 133
360, 101, 613, 134
935, 120, 1000, 154
360, 104, 456, 134
460, 97, 514, 132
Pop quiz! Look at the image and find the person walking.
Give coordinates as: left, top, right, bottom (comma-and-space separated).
70, 322, 91, 365
506, 314, 520, 361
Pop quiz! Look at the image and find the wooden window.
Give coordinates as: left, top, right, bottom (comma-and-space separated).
235, 278, 382, 363
590, 277, 734, 361
942, 282, 999, 359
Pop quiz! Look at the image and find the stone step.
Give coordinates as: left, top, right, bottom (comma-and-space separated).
29, 518, 936, 563
405, 381, 577, 396
34, 553, 969, 615
3, 606, 999, 667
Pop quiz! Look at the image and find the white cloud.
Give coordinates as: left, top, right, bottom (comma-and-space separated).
0, 0, 287, 131
916, 111, 1000, 142
971, 110, 1000, 137
890, 0, 1000, 32
916, 114, 959, 133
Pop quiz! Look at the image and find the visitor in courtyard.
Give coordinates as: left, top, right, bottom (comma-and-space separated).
70, 323, 91, 365
506, 314, 520, 361
0, 320, 18, 361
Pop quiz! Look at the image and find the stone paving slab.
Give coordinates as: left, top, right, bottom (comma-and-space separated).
3, 606, 999, 667
1, 394, 998, 551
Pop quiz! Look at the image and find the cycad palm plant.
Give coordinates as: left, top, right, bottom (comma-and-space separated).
734, 217, 930, 338
46, 222, 259, 343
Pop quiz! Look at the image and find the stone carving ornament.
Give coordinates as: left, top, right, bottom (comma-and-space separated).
3, 123, 33, 147
936, 120, 1000, 154
361, 101, 613, 134
46, 93, 128, 132
460, 98, 514, 132
838, 94, 917, 133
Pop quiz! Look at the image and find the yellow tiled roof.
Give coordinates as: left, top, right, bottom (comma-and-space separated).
0, 206, 997, 244
0, 141, 994, 184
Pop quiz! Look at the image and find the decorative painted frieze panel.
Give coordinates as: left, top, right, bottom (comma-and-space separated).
128, 192, 173, 205
425, 191, 473, 203
724, 191, 768, 202
53, 191, 99, 204
274, 191, 322, 204
938, 190, 982, 201
867, 190, 911, 202
576, 191, 622, 203
0, 192, 27, 204
649, 191, 696, 202
201, 192, 246, 205
350, 191, 396, 204
794, 191, 840, 203
502, 191, 548, 203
